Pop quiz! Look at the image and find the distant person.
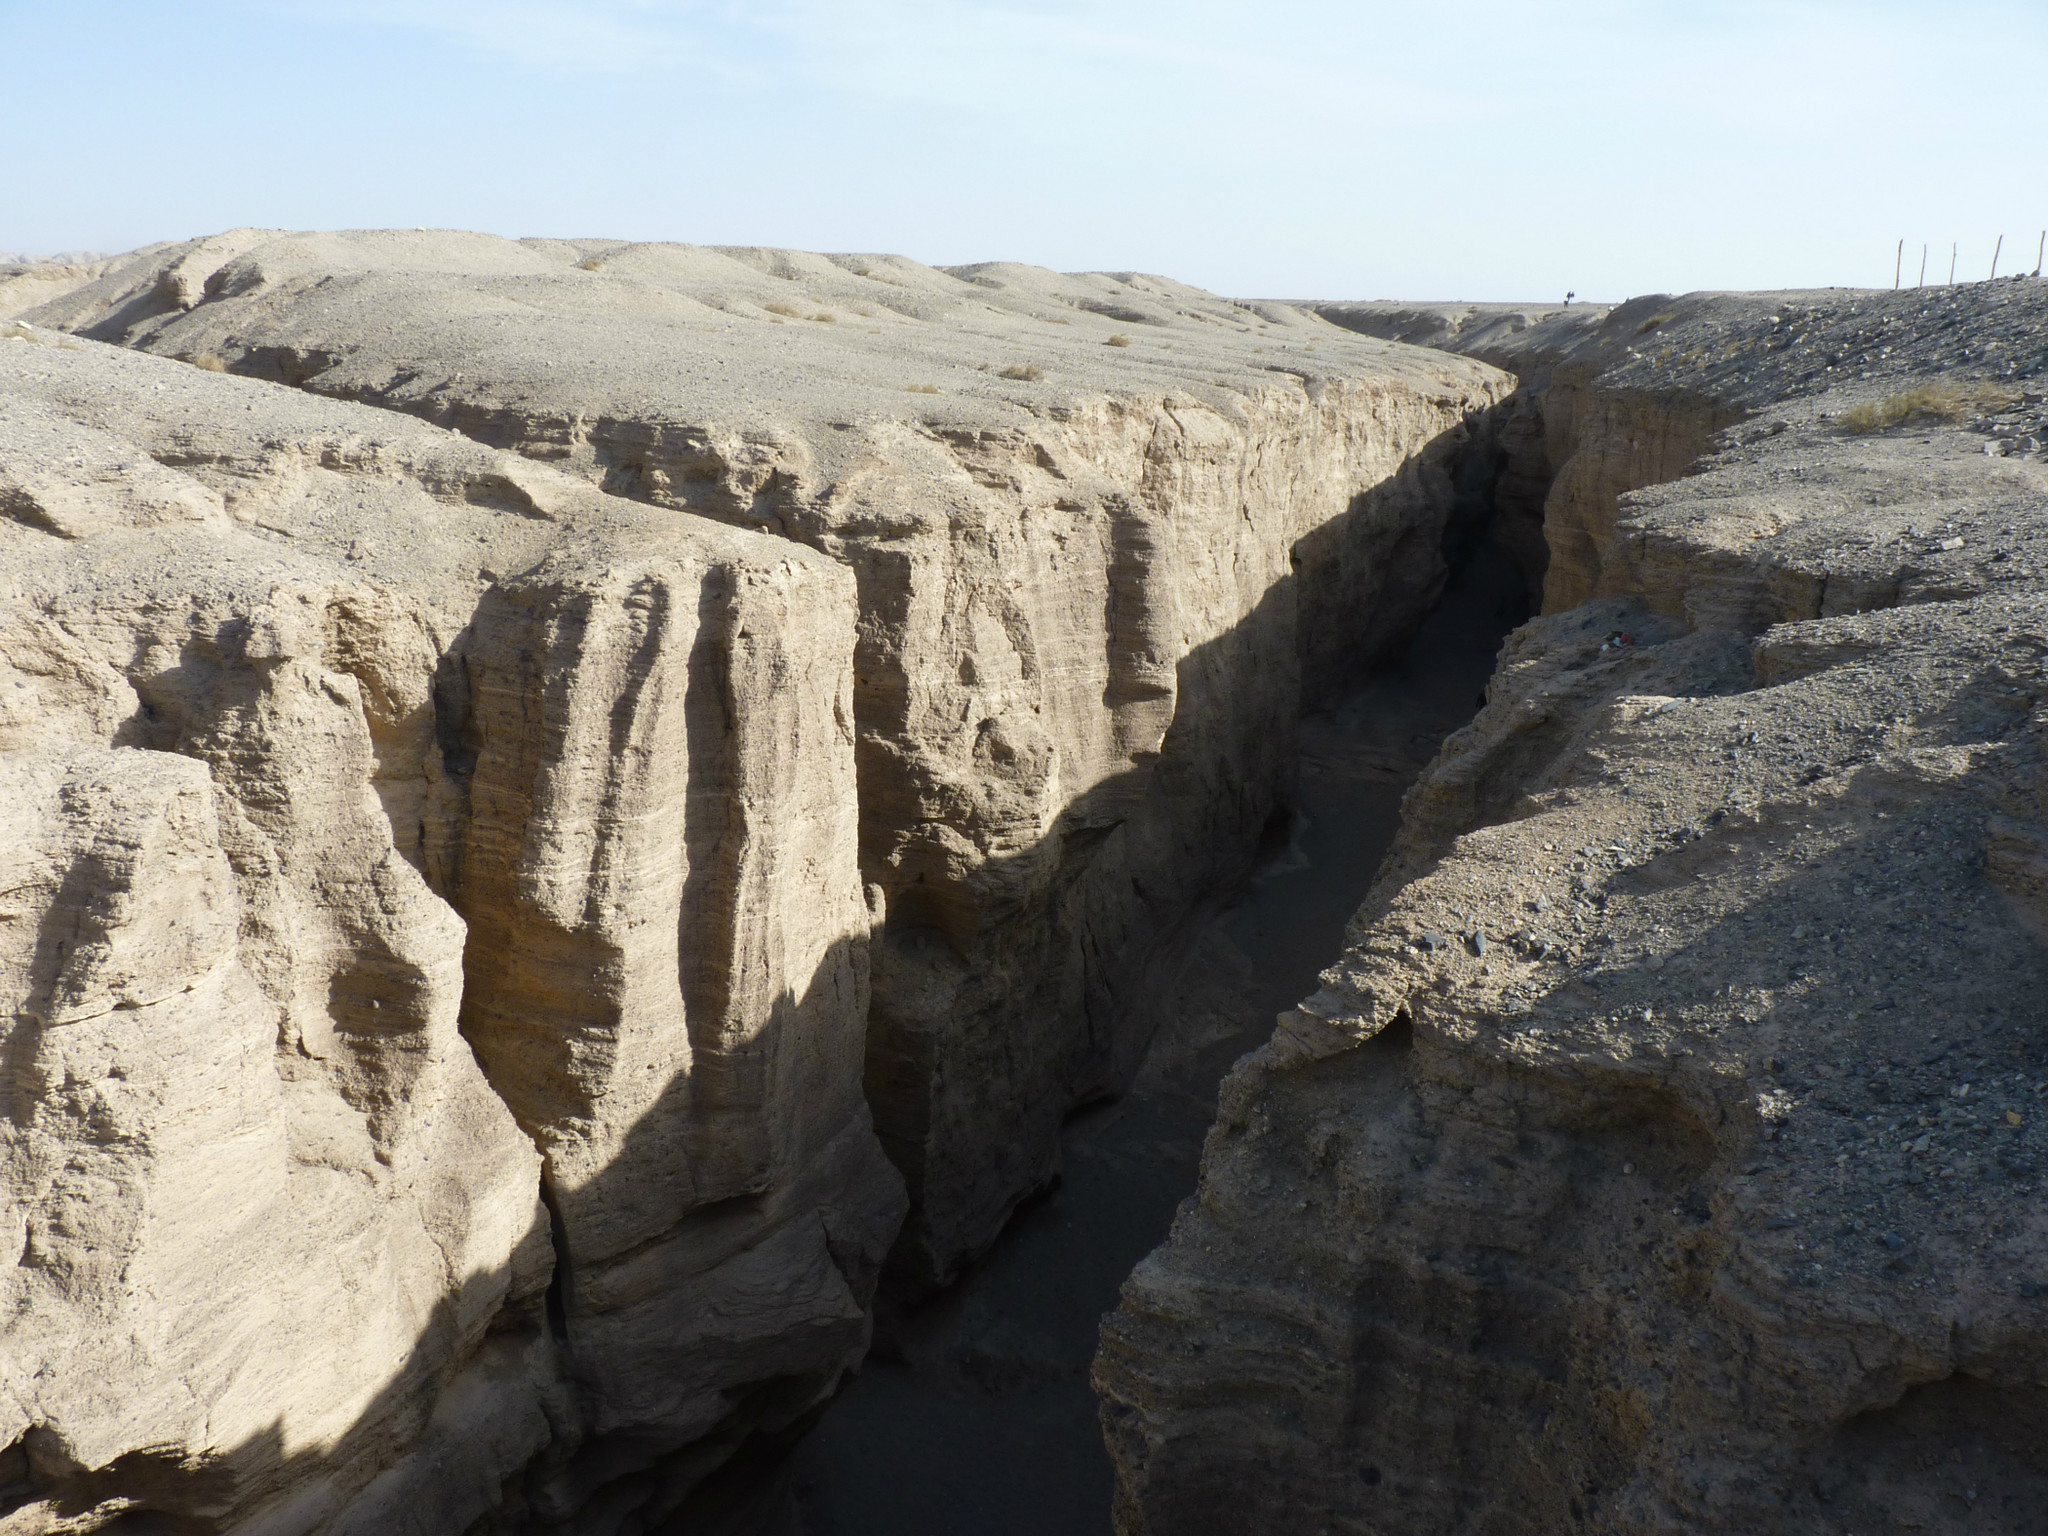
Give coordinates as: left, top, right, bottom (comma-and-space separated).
1564, 290, 1575, 306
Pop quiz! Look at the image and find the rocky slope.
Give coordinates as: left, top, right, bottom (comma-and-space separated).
0, 326, 898, 1535
18, 231, 1510, 1285
1097, 280, 2048, 1532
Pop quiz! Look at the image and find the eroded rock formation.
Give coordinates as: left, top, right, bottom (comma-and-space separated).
1099, 284, 2048, 1532
2, 236, 1504, 1529
0, 332, 894, 1533
20, 232, 1508, 1284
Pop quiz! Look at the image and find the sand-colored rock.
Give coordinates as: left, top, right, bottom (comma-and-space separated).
0, 327, 894, 1532
26, 231, 1513, 1281
0, 263, 122, 328
1101, 283, 2048, 1532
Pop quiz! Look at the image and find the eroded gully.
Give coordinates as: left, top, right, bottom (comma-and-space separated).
672, 502, 1534, 1536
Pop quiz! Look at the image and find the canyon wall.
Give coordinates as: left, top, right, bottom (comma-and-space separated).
2, 238, 1507, 1529
0, 329, 895, 1534
1100, 283, 2048, 1531
22, 233, 1509, 1285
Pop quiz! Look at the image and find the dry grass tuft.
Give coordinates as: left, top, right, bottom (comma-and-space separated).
999, 364, 1044, 381
810, 312, 837, 323
189, 353, 228, 372
576, 257, 606, 272
2, 322, 44, 345
1104, 334, 1131, 348
1836, 381, 2019, 434
904, 383, 941, 394
763, 302, 802, 318
1635, 313, 1676, 336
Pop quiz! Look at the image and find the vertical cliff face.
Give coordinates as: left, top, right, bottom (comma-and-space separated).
23, 233, 1511, 1284
1, 739, 551, 1536
0, 332, 895, 1534
1101, 283, 2048, 1534
4, 238, 1514, 1529
1530, 381, 1746, 612
839, 384, 1484, 1281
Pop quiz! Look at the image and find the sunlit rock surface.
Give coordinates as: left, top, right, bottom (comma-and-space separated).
24, 232, 1510, 1284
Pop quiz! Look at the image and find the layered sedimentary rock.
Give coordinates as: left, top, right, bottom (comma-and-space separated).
1100, 284, 2048, 1532
22, 232, 1511, 1282
0, 328, 895, 1534
4, 234, 1515, 1528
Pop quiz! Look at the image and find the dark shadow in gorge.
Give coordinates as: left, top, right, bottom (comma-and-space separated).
860, 418, 1481, 1294
5, 407, 1520, 1536
695, 463, 1536, 1536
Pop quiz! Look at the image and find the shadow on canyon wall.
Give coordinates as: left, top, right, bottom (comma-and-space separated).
5, 411, 1526, 1535
699, 462, 1537, 1536
858, 420, 1490, 1292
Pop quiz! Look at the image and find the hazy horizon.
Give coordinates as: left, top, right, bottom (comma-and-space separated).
6, 1, 2045, 303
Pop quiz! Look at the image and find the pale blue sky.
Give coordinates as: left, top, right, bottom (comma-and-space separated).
4, 1, 2044, 300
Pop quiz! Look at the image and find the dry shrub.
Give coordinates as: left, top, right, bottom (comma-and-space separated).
1, 322, 44, 345
190, 353, 228, 372
1635, 313, 1676, 336
999, 364, 1043, 381
577, 257, 606, 272
810, 312, 836, 322
1105, 334, 1131, 348
905, 383, 941, 394
1837, 381, 2018, 434
763, 302, 802, 318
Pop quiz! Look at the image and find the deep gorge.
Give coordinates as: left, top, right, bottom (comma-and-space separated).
5, 239, 2046, 1536
754, 452, 1535, 1535
1, 233, 1511, 1534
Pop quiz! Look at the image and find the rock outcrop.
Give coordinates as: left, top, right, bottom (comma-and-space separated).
4, 235, 1511, 1529
0, 329, 895, 1533
1099, 282, 2048, 1532
20, 232, 1510, 1284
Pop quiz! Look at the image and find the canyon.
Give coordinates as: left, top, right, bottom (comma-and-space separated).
2, 238, 2044, 1534
1, 235, 1499, 1533
1100, 283, 2048, 1533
